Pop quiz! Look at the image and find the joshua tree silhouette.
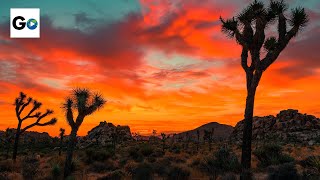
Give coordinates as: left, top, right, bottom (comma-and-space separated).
63, 88, 106, 177
13, 92, 57, 161
59, 128, 65, 156
220, 0, 308, 171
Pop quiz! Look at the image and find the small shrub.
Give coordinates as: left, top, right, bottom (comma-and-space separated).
267, 163, 300, 180
300, 156, 320, 172
132, 163, 153, 180
0, 160, 14, 173
85, 148, 114, 163
51, 164, 61, 179
140, 144, 154, 157
167, 165, 190, 180
97, 170, 125, 180
221, 173, 237, 180
170, 144, 181, 154
152, 158, 171, 176
200, 147, 240, 177
89, 160, 117, 173
253, 144, 294, 167
22, 156, 40, 180
128, 146, 143, 162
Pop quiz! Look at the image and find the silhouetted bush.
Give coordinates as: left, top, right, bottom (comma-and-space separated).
200, 147, 240, 178
267, 163, 300, 180
300, 156, 320, 179
97, 170, 125, 180
51, 164, 61, 179
22, 156, 40, 180
128, 146, 143, 162
220, 173, 237, 180
253, 144, 294, 167
132, 162, 153, 180
167, 165, 190, 180
140, 144, 154, 157
152, 158, 171, 176
0, 160, 14, 173
170, 144, 181, 154
89, 160, 118, 173
85, 148, 114, 163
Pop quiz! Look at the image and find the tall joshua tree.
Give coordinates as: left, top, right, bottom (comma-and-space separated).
63, 88, 106, 177
220, 0, 308, 169
59, 128, 65, 156
13, 92, 57, 161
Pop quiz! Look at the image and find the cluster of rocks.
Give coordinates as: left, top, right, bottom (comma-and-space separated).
231, 109, 320, 145
0, 129, 52, 144
79, 121, 133, 147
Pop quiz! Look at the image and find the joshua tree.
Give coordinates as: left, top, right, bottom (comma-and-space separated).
59, 128, 65, 156
13, 92, 57, 161
63, 88, 106, 177
220, 0, 308, 170
161, 133, 169, 153
196, 130, 200, 151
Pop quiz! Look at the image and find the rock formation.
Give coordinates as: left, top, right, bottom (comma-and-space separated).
231, 109, 320, 145
79, 121, 133, 147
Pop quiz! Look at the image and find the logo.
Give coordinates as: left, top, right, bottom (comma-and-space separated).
10, 8, 40, 38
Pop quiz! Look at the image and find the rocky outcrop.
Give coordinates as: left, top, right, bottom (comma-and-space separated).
79, 121, 133, 146
0, 129, 52, 143
231, 109, 320, 145
174, 122, 234, 142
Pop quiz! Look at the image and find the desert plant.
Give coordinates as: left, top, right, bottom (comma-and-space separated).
21, 156, 40, 180
132, 162, 153, 180
97, 170, 125, 180
220, 0, 309, 170
300, 156, 320, 176
63, 88, 106, 177
267, 163, 300, 180
85, 148, 113, 163
13, 92, 57, 161
2, 128, 14, 159
167, 165, 190, 180
59, 128, 65, 156
51, 164, 61, 179
253, 144, 294, 167
200, 147, 241, 178
161, 133, 169, 153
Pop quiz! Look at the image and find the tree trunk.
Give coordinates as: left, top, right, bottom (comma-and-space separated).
12, 122, 22, 161
64, 128, 78, 177
59, 136, 63, 156
241, 86, 257, 169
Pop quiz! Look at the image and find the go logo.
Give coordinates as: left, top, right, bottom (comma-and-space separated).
10, 8, 40, 38
12, 16, 38, 30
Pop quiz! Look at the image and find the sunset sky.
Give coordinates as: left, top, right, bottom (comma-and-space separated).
0, 0, 320, 136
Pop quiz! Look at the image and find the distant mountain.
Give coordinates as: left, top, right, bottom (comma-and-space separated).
173, 122, 234, 141
231, 109, 320, 145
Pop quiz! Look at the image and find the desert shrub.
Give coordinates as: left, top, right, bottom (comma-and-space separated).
85, 148, 114, 163
300, 156, 320, 179
140, 144, 154, 157
128, 146, 143, 162
0, 160, 14, 173
170, 144, 181, 154
220, 173, 237, 180
253, 144, 294, 167
267, 163, 300, 180
89, 160, 117, 173
167, 165, 190, 180
132, 162, 153, 180
165, 155, 186, 164
124, 161, 138, 174
51, 164, 61, 179
152, 158, 171, 176
200, 147, 240, 177
300, 156, 320, 171
21, 156, 40, 180
97, 170, 125, 180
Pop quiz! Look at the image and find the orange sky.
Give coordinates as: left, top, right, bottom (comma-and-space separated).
0, 0, 320, 136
